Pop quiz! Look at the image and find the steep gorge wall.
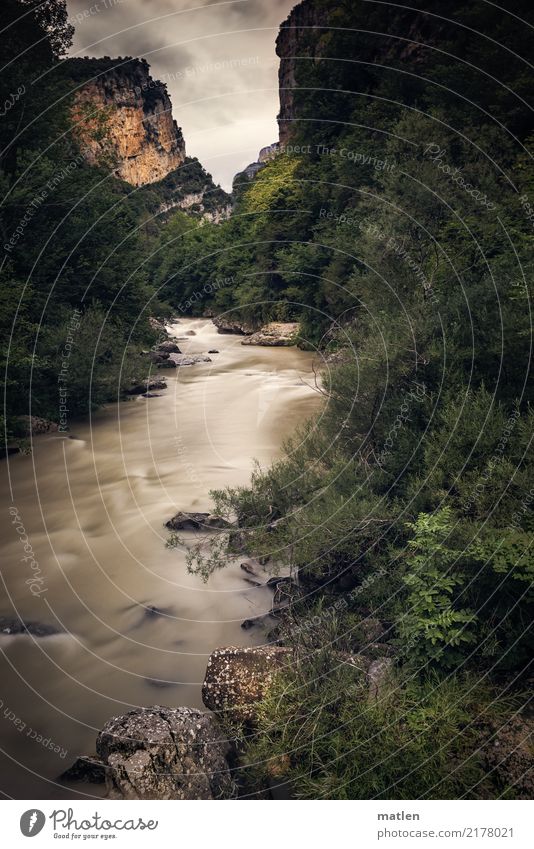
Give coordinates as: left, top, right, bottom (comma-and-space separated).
275, 0, 453, 146
68, 58, 186, 187
276, 0, 331, 146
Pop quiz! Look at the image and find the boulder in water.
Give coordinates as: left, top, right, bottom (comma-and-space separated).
165, 512, 231, 531
156, 340, 181, 354
0, 617, 62, 637
143, 604, 174, 619
127, 378, 167, 396
171, 354, 212, 367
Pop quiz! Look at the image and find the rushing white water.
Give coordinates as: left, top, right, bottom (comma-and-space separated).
0, 318, 321, 799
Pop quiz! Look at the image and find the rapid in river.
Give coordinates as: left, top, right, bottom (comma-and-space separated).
0, 318, 321, 799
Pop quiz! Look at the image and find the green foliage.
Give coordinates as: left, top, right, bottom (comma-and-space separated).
399, 510, 477, 668
242, 657, 514, 799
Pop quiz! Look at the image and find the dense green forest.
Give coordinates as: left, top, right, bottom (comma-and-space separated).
2, 0, 532, 799
159, 0, 533, 798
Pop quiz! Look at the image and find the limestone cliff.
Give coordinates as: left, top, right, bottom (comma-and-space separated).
66, 58, 186, 187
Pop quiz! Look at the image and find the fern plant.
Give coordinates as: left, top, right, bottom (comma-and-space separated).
399, 509, 476, 668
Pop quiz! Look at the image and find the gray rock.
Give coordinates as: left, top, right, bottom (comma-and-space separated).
148, 352, 170, 365
367, 657, 395, 702
156, 359, 177, 369
166, 512, 231, 532
157, 341, 181, 354
127, 378, 167, 395
148, 317, 166, 333
202, 645, 291, 722
96, 706, 235, 799
171, 354, 212, 367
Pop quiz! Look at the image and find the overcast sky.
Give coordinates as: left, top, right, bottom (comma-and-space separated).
66, 0, 296, 190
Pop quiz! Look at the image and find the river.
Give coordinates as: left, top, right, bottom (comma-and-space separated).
0, 318, 321, 799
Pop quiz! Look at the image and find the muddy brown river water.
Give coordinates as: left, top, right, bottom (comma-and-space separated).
0, 318, 321, 799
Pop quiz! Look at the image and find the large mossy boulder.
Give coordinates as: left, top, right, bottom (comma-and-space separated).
95, 706, 235, 799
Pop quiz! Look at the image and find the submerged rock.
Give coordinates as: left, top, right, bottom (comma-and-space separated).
202, 645, 291, 722
143, 604, 174, 619
96, 706, 235, 799
0, 618, 62, 637
241, 613, 278, 631
170, 354, 212, 367
165, 512, 231, 532
127, 378, 167, 395
240, 560, 263, 578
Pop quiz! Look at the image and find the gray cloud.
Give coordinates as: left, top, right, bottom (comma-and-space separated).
67, 0, 296, 190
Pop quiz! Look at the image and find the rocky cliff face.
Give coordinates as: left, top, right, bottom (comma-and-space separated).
276, 0, 331, 146
275, 0, 452, 146
67, 58, 186, 187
